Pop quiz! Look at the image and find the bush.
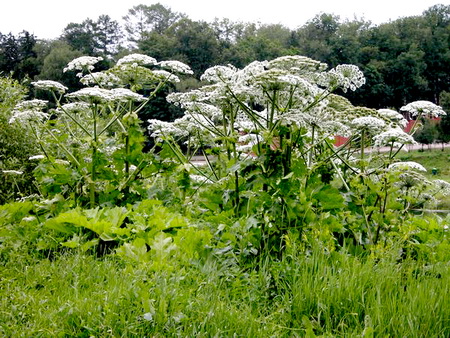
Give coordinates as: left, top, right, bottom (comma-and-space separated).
0, 77, 39, 203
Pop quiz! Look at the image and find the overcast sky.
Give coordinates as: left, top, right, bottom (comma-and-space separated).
0, 0, 447, 39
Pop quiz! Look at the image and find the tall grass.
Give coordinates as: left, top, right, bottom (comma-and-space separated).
1, 246, 449, 336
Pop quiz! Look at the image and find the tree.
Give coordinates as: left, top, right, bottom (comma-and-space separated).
61, 15, 123, 57
414, 118, 439, 150
36, 41, 83, 90
123, 3, 183, 46
62, 20, 97, 55
438, 91, 450, 143
294, 13, 340, 64
94, 15, 123, 56
0, 31, 39, 80
166, 19, 220, 77
0, 33, 20, 75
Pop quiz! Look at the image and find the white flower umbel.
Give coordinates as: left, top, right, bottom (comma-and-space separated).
15, 99, 48, 111
116, 53, 157, 66
201, 65, 237, 83
373, 128, 416, 147
378, 108, 408, 128
32, 80, 68, 94
152, 70, 180, 83
9, 110, 50, 124
147, 119, 188, 141
400, 100, 446, 118
66, 87, 112, 103
433, 179, 450, 195
268, 55, 327, 74
80, 72, 121, 87
158, 60, 194, 75
326, 64, 366, 92
389, 161, 427, 172
110, 88, 146, 102
64, 56, 103, 73
60, 102, 91, 114
351, 116, 386, 134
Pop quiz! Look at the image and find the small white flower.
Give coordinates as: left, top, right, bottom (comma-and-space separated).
2, 170, 23, 175
32, 80, 68, 94
29, 155, 45, 160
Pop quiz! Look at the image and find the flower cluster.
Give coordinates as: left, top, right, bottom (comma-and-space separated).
200, 65, 237, 83
389, 161, 427, 172
325, 64, 366, 92
433, 179, 450, 195
116, 54, 157, 66
63, 56, 103, 74
158, 60, 194, 75
32, 80, 68, 94
66, 87, 112, 103
373, 128, 416, 147
351, 116, 386, 134
80, 72, 121, 87
267, 55, 327, 74
59, 102, 91, 114
147, 119, 188, 141
400, 100, 446, 118
9, 99, 49, 124
378, 108, 408, 128
152, 70, 180, 83
110, 88, 146, 102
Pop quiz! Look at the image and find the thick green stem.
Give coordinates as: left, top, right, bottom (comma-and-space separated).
308, 126, 315, 168
90, 104, 98, 208
360, 130, 365, 173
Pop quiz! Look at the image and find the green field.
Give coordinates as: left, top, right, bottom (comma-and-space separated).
397, 147, 450, 182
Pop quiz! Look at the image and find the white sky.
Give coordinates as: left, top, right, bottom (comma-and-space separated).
0, 0, 448, 39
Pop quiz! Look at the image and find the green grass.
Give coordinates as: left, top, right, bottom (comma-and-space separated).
397, 147, 450, 182
1, 247, 449, 337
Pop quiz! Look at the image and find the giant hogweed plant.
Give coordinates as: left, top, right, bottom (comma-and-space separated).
147, 56, 448, 253
6, 54, 449, 256
9, 54, 194, 207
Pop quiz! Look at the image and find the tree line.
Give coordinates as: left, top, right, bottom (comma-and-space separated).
1, 3, 449, 112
